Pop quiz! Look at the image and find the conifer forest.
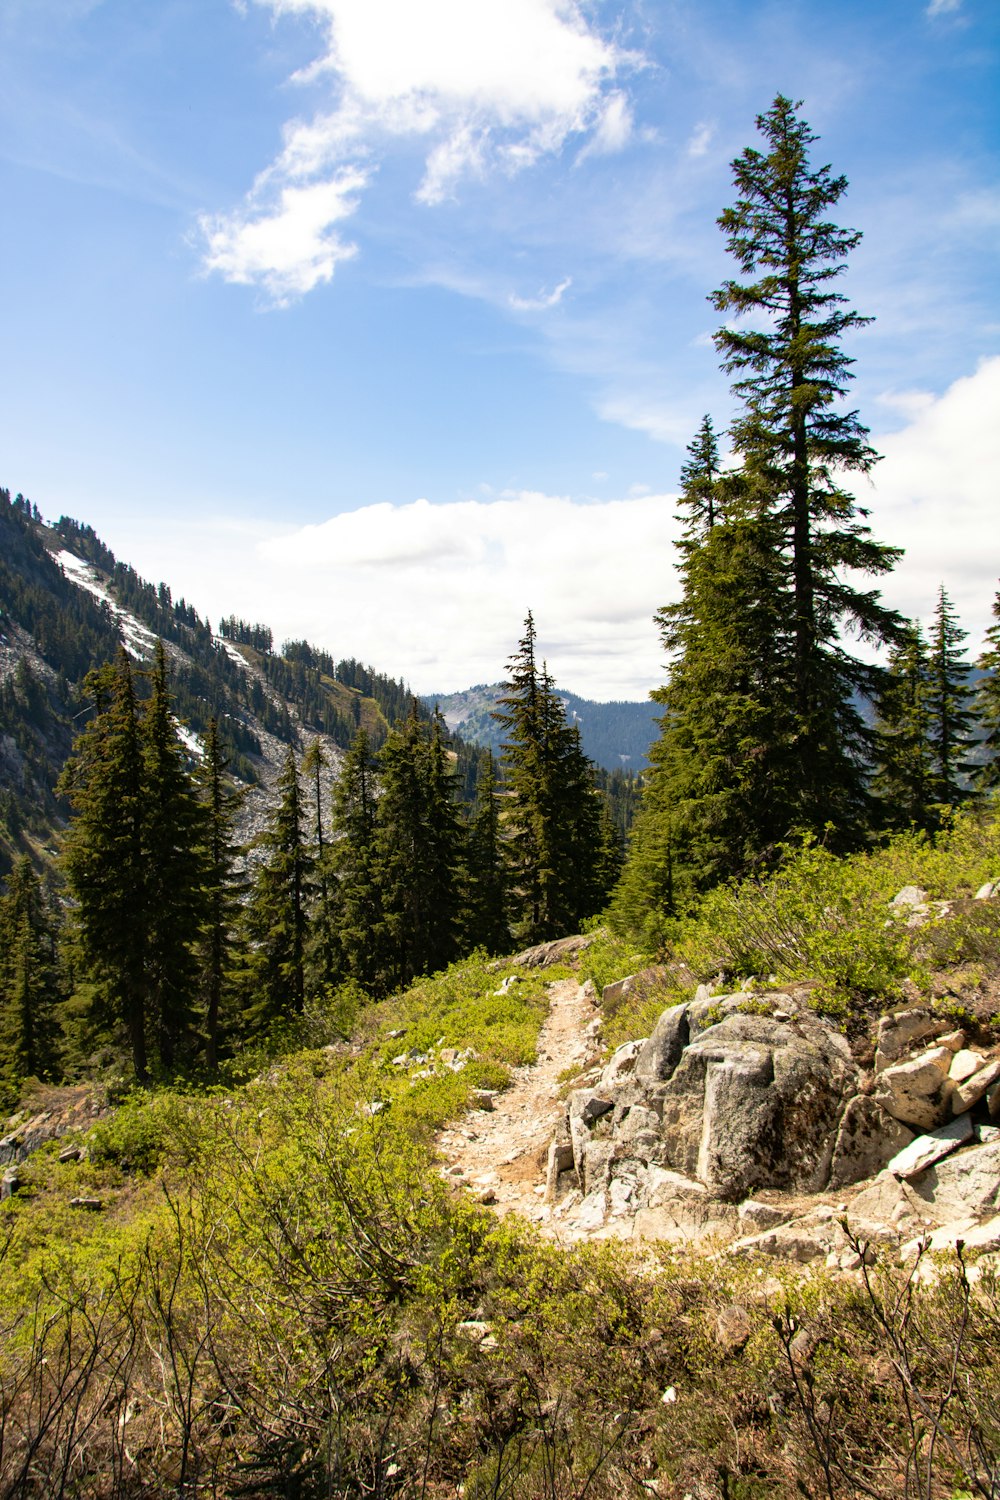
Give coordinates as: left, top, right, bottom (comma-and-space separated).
2, 96, 1000, 1500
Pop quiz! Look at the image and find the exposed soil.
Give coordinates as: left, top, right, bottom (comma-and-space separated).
435, 977, 602, 1224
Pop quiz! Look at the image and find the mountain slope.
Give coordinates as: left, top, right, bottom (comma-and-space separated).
0, 489, 441, 873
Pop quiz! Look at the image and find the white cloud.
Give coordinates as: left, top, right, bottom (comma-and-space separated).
508, 276, 572, 313
863, 355, 1000, 649
230, 490, 682, 699
596, 391, 698, 445
199, 169, 366, 303
201, 0, 636, 300
686, 120, 714, 158
90, 362, 999, 704
575, 91, 634, 163
925, 0, 962, 16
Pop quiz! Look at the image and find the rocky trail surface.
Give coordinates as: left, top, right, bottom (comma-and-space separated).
435, 978, 601, 1229
434, 919, 1000, 1270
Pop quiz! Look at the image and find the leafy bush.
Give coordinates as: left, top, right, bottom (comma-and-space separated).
87, 1090, 172, 1175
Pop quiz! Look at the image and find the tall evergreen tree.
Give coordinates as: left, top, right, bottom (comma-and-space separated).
373, 704, 464, 991
493, 614, 606, 943
301, 739, 336, 993
196, 717, 243, 1072
420, 711, 465, 974
872, 624, 936, 831
653, 509, 797, 892
326, 729, 382, 991
463, 749, 509, 954
241, 748, 308, 1029
0, 857, 61, 1099
711, 94, 902, 836
975, 583, 1000, 790
59, 645, 208, 1079
927, 585, 977, 808
677, 414, 721, 541
60, 651, 150, 1079
141, 641, 204, 1072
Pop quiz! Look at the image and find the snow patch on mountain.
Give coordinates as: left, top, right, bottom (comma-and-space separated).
55, 550, 157, 660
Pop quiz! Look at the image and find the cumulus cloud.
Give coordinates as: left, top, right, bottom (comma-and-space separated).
107, 361, 999, 704
180, 490, 678, 700
199, 169, 366, 303
201, 0, 635, 300
861, 355, 1000, 649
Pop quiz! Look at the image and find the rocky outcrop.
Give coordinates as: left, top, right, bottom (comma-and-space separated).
561, 989, 861, 1214
548, 977, 1000, 1249
0, 1086, 108, 1166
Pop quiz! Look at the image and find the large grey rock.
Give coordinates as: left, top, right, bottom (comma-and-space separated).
872, 1046, 954, 1130
887, 1113, 975, 1179
633, 1003, 689, 1082
890, 885, 929, 908
875, 1009, 949, 1072
907, 1140, 1000, 1222
600, 1038, 646, 1089
565, 996, 860, 1208
951, 1058, 1000, 1115
512, 934, 593, 968
656, 1009, 857, 1201
829, 1095, 915, 1188
601, 966, 667, 1010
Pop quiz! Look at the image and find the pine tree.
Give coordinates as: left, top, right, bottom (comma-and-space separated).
301, 739, 336, 992
872, 624, 936, 830
712, 94, 902, 836
141, 641, 204, 1072
927, 585, 977, 808
241, 748, 309, 1030
0, 857, 61, 1099
493, 615, 606, 942
653, 509, 797, 893
60, 651, 150, 1079
975, 583, 1000, 790
326, 729, 382, 991
420, 711, 465, 975
196, 718, 243, 1072
678, 414, 721, 541
373, 704, 464, 991
59, 645, 208, 1079
464, 749, 509, 954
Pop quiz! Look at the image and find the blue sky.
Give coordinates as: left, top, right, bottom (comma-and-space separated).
1, 0, 997, 698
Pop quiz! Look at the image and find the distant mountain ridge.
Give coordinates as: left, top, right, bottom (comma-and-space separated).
425, 683, 659, 771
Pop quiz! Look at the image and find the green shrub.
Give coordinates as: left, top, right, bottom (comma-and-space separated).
87, 1090, 171, 1175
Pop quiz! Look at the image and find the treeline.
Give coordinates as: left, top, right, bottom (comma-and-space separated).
612, 96, 1000, 937
0, 618, 618, 1095
218, 615, 274, 652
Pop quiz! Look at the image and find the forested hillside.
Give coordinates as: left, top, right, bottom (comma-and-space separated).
1, 507, 620, 1094
0, 490, 463, 875
3, 93, 1000, 1500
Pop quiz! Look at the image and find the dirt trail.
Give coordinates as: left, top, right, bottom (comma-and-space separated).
435, 978, 601, 1225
